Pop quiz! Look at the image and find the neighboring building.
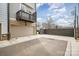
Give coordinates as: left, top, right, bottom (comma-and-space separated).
0, 3, 36, 40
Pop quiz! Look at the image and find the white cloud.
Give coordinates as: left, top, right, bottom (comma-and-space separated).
51, 10, 66, 19
37, 3, 74, 28
47, 3, 66, 18
52, 7, 66, 15
36, 3, 44, 9
47, 5, 67, 20
55, 16, 74, 27
56, 19, 69, 27
65, 16, 74, 25
47, 4, 74, 27
48, 3, 64, 11
37, 17, 46, 23
37, 17, 42, 21
58, 7, 66, 12
46, 13, 51, 17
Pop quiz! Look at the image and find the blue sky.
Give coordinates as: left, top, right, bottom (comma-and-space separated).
36, 3, 77, 27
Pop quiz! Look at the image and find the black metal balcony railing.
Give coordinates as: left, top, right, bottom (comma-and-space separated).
16, 10, 36, 23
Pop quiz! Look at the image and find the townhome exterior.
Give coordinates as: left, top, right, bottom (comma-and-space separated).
0, 3, 79, 41
0, 3, 36, 40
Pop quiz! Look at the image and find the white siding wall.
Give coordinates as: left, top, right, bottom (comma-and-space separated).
0, 3, 8, 34
9, 3, 21, 19
21, 4, 35, 14
26, 3, 35, 9
9, 3, 35, 20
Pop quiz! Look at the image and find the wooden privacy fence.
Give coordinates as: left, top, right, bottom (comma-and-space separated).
40, 29, 74, 37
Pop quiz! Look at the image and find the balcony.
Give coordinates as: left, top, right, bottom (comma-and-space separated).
16, 10, 36, 23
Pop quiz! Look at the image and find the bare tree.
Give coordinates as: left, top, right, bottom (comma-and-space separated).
37, 21, 42, 30
42, 16, 55, 29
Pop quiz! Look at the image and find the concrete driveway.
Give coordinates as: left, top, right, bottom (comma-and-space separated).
0, 34, 78, 56
0, 37, 67, 56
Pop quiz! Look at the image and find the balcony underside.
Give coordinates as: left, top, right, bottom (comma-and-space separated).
17, 19, 34, 23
